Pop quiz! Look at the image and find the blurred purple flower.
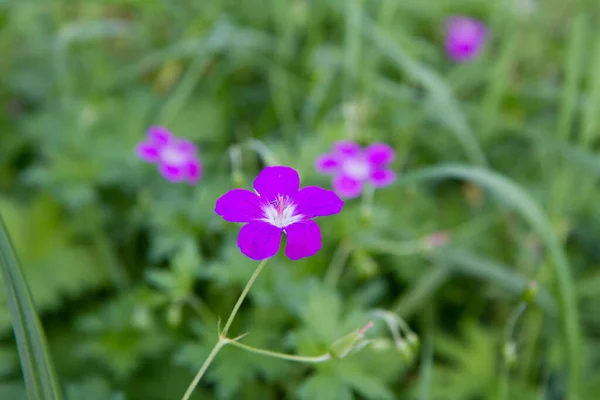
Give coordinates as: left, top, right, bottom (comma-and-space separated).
136, 126, 202, 184
315, 141, 396, 198
445, 16, 487, 62
215, 166, 343, 260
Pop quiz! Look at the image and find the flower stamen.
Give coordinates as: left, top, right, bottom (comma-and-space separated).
262, 194, 302, 228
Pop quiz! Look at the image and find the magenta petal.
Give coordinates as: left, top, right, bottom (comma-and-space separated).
186, 160, 202, 184
445, 16, 487, 62
136, 141, 160, 162
284, 220, 322, 260
334, 141, 362, 158
333, 174, 363, 198
315, 153, 340, 174
365, 143, 395, 166
159, 163, 185, 182
215, 189, 264, 222
237, 221, 282, 260
172, 138, 197, 157
147, 126, 172, 147
253, 166, 300, 201
369, 168, 396, 188
293, 186, 343, 218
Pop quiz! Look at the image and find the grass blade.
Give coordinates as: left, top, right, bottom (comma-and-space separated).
391, 164, 581, 398
363, 16, 487, 167
0, 213, 64, 400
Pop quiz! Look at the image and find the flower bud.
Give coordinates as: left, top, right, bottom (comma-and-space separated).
405, 332, 420, 353
423, 232, 449, 249
395, 339, 415, 363
232, 170, 245, 188
369, 338, 393, 352
352, 249, 379, 278
329, 321, 373, 359
522, 280, 539, 304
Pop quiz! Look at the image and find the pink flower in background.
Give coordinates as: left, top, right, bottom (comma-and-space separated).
445, 16, 487, 62
315, 141, 396, 198
136, 126, 202, 184
215, 166, 343, 260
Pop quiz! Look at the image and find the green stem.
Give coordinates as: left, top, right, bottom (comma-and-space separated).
221, 259, 268, 336
360, 185, 375, 221
324, 240, 353, 287
185, 294, 215, 322
418, 305, 434, 400
180, 258, 269, 400
181, 340, 225, 400
362, 237, 434, 256
245, 139, 280, 166
370, 309, 414, 340
225, 340, 332, 363
498, 302, 528, 400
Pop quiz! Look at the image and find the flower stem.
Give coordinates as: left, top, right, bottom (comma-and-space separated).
185, 294, 215, 322
221, 258, 268, 336
324, 240, 353, 288
497, 301, 528, 400
360, 185, 375, 221
180, 258, 269, 400
181, 340, 224, 400
225, 340, 332, 363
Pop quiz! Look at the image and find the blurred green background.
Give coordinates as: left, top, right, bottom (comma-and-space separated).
1, 0, 600, 399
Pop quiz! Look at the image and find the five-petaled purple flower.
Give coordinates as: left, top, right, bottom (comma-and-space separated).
215, 166, 343, 261
136, 126, 202, 184
445, 16, 487, 62
315, 141, 396, 198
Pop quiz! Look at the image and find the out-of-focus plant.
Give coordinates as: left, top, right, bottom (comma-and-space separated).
0, 1, 598, 399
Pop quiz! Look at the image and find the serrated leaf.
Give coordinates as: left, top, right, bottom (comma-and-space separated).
297, 371, 353, 400
337, 359, 395, 400
431, 323, 538, 400
65, 377, 124, 400
76, 292, 172, 380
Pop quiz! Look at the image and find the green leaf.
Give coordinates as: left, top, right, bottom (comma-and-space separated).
392, 164, 581, 396
337, 360, 395, 400
76, 291, 172, 380
0, 196, 108, 334
297, 371, 353, 400
429, 322, 539, 400
0, 212, 64, 399
65, 377, 124, 400
364, 16, 487, 167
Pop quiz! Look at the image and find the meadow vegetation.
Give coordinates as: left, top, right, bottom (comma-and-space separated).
1, 1, 600, 399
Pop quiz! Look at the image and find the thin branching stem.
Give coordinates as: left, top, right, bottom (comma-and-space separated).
180, 258, 269, 400
225, 340, 332, 363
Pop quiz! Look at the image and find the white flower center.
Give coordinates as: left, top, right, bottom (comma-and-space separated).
160, 146, 187, 166
342, 158, 371, 180
261, 194, 303, 228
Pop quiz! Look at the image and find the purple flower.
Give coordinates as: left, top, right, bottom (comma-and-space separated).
215, 166, 343, 261
444, 16, 487, 62
315, 141, 396, 198
136, 126, 202, 184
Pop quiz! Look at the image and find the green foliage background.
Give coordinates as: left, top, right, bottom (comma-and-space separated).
2, 0, 600, 399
